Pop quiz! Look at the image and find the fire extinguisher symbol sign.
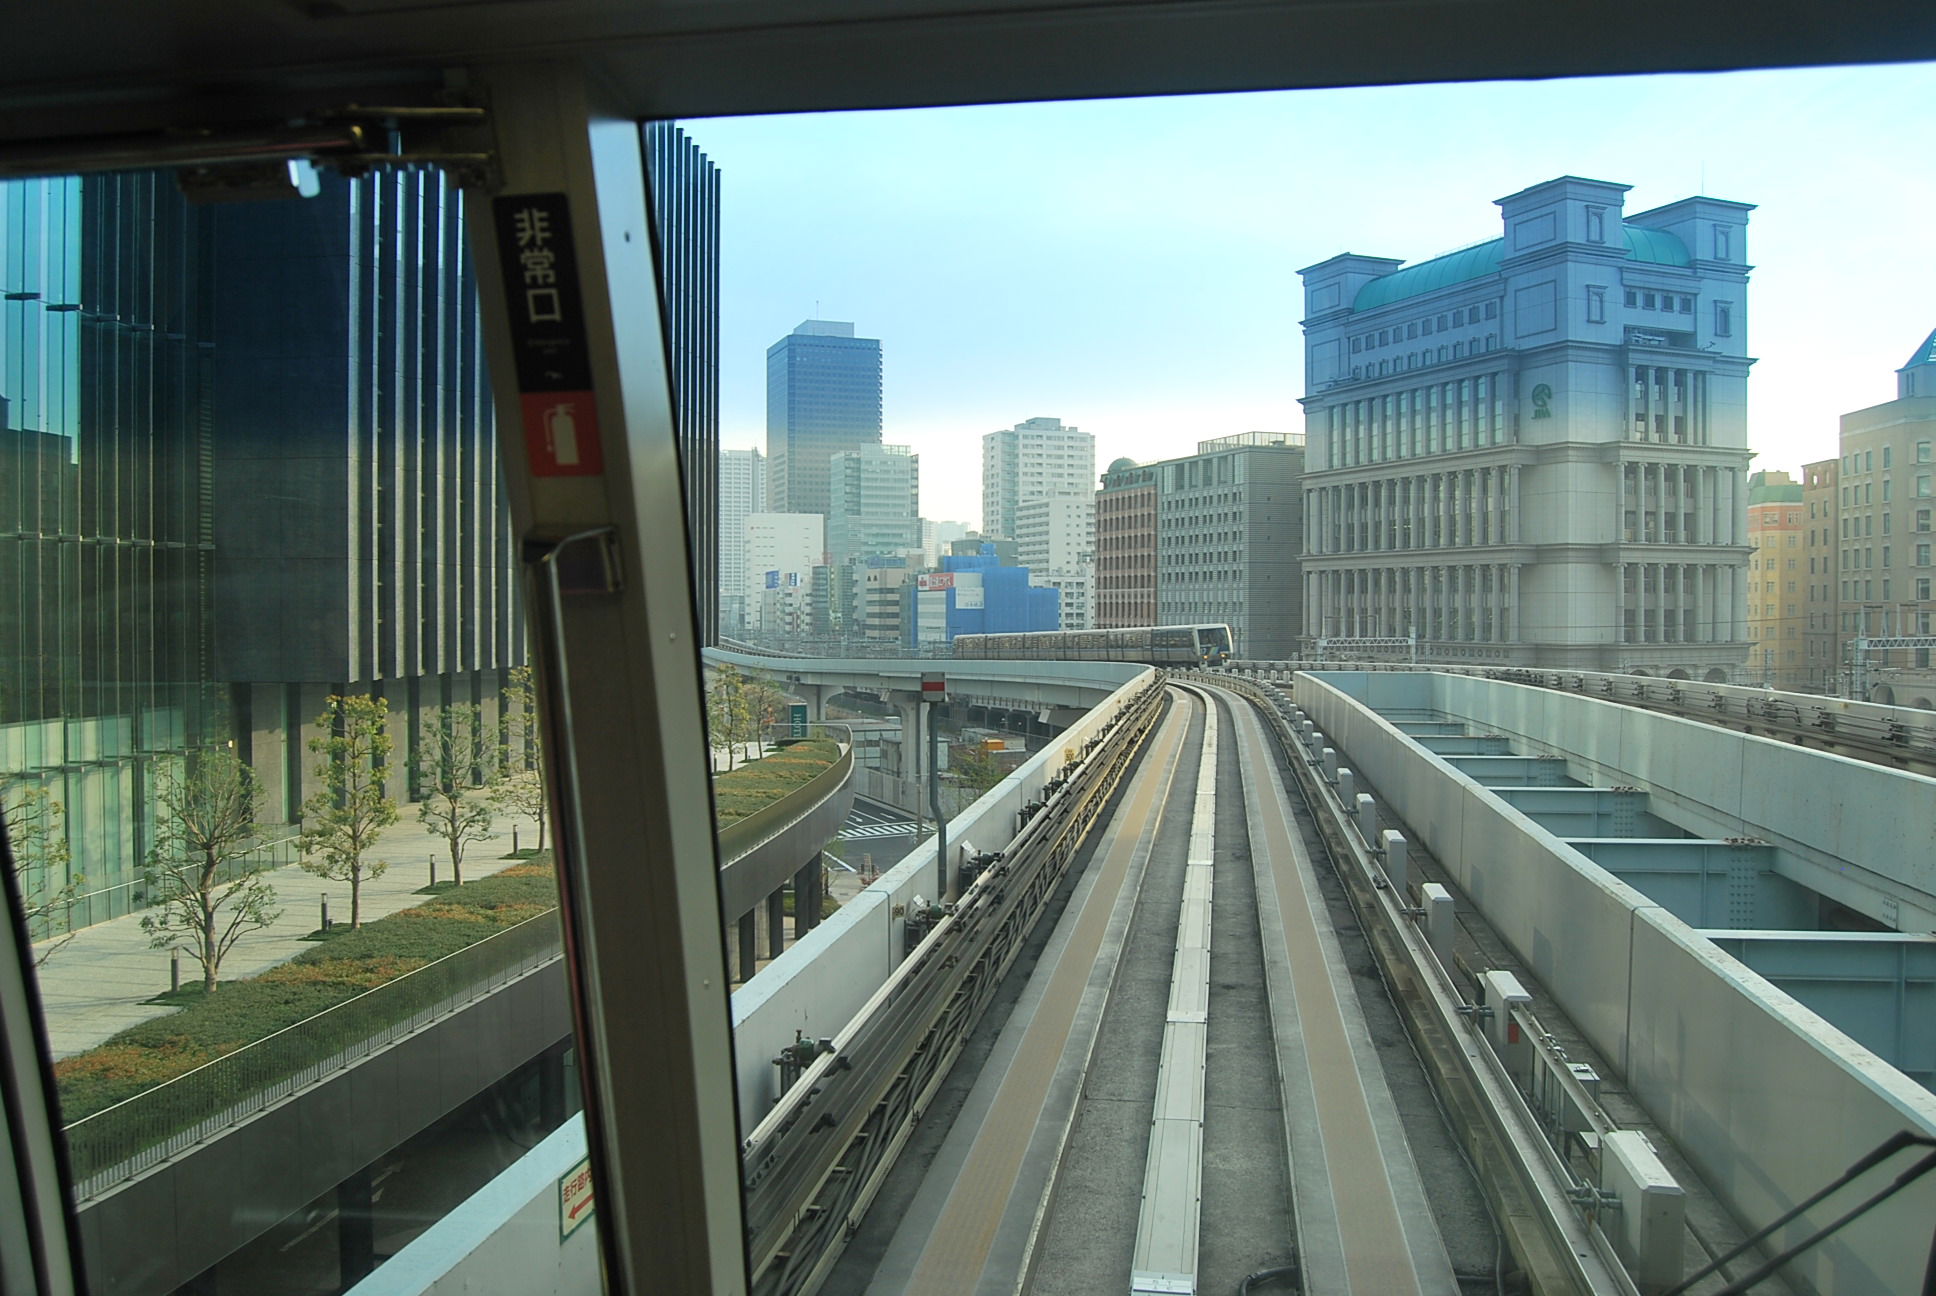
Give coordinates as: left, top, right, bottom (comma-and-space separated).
521, 392, 604, 476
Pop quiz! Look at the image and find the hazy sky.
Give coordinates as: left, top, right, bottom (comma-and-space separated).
678, 61, 1936, 531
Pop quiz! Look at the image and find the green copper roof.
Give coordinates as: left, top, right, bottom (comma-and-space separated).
1351, 226, 1692, 311
1902, 327, 1936, 370
1623, 226, 1693, 267
1749, 482, 1803, 505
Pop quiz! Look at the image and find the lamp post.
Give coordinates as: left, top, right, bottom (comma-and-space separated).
923, 673, 947, 901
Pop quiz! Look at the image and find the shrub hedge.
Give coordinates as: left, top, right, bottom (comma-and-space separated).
54, 858, 560, 1122
713, 738, 840, 823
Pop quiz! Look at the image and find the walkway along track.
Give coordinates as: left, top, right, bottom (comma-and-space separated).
740, 677, 1168, 1296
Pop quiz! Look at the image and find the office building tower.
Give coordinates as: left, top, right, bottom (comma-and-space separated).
1833, 332, 1936, 702
766, 320, 882, 516
1802, 457, 1841, 691
1299, 176, 1754, 675
922, 520, 971, 567
827, 445, 921, 630
1016, 495, 1096, 630
827, 445, 921, 567
212, 171, 525, 822
1154, 433, 1306, 656
1096, 458, 1160, 629
743, 512, 825, 636
0, 166, 531, 930
982, 416, 1094, 541
1, 173, 221, 923
1746, 470, 1805, 688
718, 447, 766, 637
644, 122, 722, 644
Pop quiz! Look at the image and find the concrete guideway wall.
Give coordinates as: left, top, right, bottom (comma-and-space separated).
728, 666, 1158, 1125
1429, 673, 1936, 932
1296, 670, 1936, 1296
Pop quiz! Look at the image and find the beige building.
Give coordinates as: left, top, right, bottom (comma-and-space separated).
1746, 470, 1805, 688
1834, 330, 1936, 704
1802, 457, 1840, 691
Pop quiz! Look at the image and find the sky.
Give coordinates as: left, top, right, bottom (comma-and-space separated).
677, 61, 1936, 531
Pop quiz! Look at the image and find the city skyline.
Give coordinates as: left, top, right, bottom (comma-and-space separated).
679, 60, 1936, 531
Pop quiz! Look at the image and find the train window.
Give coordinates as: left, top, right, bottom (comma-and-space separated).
5, 48, 1936, 1296
1, 164, 607, 1294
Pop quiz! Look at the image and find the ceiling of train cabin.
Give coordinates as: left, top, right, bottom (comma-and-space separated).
4, 0, 1935, 148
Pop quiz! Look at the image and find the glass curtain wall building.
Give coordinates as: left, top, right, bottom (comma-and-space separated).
1, 172, 217, 927
765, 319, 883, 517
644, 122, 722, 645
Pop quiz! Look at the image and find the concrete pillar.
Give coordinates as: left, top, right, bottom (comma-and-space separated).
1381, 830, 1409, 896
540, 1044, 568, 1127
1337, 767, 1355, 804
737, 911, 757, 983
767, 889, 786, 959
1321, 747, 1339, 783
793, 852, 824, 937
339, 1165, 376, 1287
1422, 882, 1455, 970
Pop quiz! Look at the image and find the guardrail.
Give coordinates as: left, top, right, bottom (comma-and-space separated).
62, 910, 562, 1202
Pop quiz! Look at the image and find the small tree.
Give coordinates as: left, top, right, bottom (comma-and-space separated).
300, 694, 398, 930
142, 750, 281, 992
952, 742, 1006, 798
415, 703, 494, 887
706, 664, 752, 771
740, 676, 789, 761
494, 665, 550, 852
3, 782, 83, 965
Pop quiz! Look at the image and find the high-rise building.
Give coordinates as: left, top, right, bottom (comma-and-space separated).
1015, 495, 1096, 630
0, 167, 531, 930
743, 512, 825, 636
718, 447, 766, 637
1802, 457, 1841, 692
827, 445, 920, 566
1832, 332, 1936, 702
1299, 176, 1755, 676
1746, 470, 1806, 688
766, 320, 882, 516
827, 445, 921, 631
1155, 433, 1306, 657
1095, 458, 1160, 629
644, 123, 722, 644
982, 416, 1094, 541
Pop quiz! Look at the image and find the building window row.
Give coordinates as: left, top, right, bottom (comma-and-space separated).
1325, 372, 1509, 468
1350, 299, 1500, 356
1628, 365, 1711, 445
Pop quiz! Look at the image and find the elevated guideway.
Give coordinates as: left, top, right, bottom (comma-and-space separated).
1289, 668, 1936, 1296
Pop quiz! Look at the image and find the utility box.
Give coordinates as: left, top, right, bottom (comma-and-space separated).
1481, 969, 1534, 1089
1600, 1129, 1686, 1295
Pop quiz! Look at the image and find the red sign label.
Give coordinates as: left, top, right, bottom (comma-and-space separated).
522, 392, 604, 477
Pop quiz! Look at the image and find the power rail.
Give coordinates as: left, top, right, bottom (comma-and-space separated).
739, 678, 1167, 1296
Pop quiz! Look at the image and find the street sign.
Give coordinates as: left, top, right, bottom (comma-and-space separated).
921, 673, 946, 702
559, 1157, 595, 1239
789, 703, 808, 737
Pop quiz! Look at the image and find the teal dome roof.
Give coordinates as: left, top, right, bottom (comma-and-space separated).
1107, 456, 1138, 473
1352, 226, 1692, 311
1902, 327, 1936, 371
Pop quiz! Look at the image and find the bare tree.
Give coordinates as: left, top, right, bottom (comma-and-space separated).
3, 781, 83, 965
300, 694, 398, 930
706, 664, 753, 771
142, 750, 281, 992
415, 703, 494, 887
493, 665, 549, 851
